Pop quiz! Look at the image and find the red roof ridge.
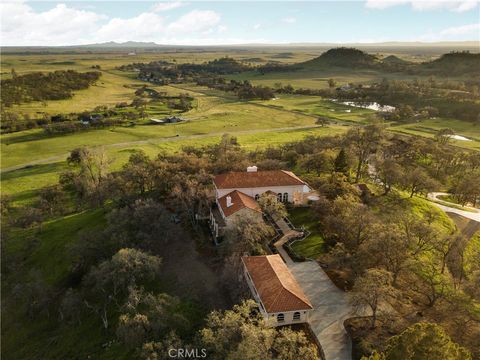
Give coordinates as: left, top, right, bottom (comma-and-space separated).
242, 255, 313, 312
214, 170, 306, 189
218, 190, 261, 217
266, 255, 313, 308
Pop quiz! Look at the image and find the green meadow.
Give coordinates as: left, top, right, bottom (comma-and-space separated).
2, 126, 347, 206
390, 117, 480, 151
2, 50, 478, 207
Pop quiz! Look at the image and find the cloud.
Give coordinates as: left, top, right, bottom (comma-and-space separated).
217, 25, 228, 33
365, 0, 478, 12
0, 2, 224, 46
418, 22, 480, 41
0, 1, 107, 46
253, 23, 262, 30
152, 1, 186, 13
96, 13, 166, 43
282, 17, 297, 24
167, 9, 220, 34
440, 23, 480, 36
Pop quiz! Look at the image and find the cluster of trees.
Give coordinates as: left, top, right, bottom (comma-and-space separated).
268, 125, 479, 357
134, 85, 194, 112
257, 62, 301, 74
2, 134, 323, 358
123, 299, 320, 359
3, 125, 479, 358
291, 78, 480, 123
363, 322, 472, 359
122, 57, 251, 85
1, 69, 101, 107
197, 77, 275, 100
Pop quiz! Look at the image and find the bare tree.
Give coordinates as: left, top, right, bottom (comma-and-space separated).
350, 268, 397, 328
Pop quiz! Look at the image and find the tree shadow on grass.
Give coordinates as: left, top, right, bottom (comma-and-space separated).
2, 162, 67, 181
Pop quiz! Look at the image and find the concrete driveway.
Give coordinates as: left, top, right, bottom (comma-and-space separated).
289, 260, 355, 360
273, 218, 356, 359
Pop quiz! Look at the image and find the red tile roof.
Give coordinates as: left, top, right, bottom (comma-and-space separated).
242, 255, 313, 313
218, 190, 262, 218
214, 170, 306, 189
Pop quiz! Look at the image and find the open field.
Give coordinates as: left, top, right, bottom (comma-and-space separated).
1, 126, 348, 206
390, 118, 480, 151
254, 94, 376, 124
225, 66, 470, 90
8, 70, 144, 116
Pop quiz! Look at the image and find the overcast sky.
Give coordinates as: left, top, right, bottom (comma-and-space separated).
1, 0, 479, 46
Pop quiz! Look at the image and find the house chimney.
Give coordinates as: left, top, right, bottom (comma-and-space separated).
247, 166, 258, 173
226, 195, 233, 207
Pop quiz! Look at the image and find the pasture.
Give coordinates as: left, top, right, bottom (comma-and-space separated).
1, 126, 348, 206
390, 117, 480, 151
1, 49, 479, 207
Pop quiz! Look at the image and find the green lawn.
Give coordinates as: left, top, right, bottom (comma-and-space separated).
288, 206, 326, 259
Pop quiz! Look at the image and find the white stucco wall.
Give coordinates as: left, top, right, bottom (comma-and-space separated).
265, 309, 311, 326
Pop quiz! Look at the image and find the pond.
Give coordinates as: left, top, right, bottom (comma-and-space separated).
334, 100, 396, 112
448, 134, 472, 141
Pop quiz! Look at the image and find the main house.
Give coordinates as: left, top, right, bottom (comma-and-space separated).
242, 254, 313, 326
209, 166, 313, 242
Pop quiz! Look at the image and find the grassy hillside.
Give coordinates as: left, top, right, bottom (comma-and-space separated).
302, 47, 380, 68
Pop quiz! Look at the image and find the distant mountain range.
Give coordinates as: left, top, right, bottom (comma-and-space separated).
2, 40, 479, 49
75, 41, 161, 48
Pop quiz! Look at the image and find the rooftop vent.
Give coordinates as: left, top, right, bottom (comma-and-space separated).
247, 166, 258, 173
226, 195, 233, 207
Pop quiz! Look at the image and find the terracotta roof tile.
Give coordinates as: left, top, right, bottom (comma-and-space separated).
218, 190, 262, 218
214, 170, 306, 189
242, 255, 313, 313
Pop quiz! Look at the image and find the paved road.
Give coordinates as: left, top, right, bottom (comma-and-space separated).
1, 125, 324, 174
428, 192, 480, 223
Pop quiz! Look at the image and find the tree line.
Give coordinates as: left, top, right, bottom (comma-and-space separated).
1, 69, 101, 107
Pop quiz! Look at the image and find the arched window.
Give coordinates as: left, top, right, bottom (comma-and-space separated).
283, 192, 289, 203
254, 194, 260, 201
277, 193, 282, 202
277, 313, 285, 322
293, 312, 301, 321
